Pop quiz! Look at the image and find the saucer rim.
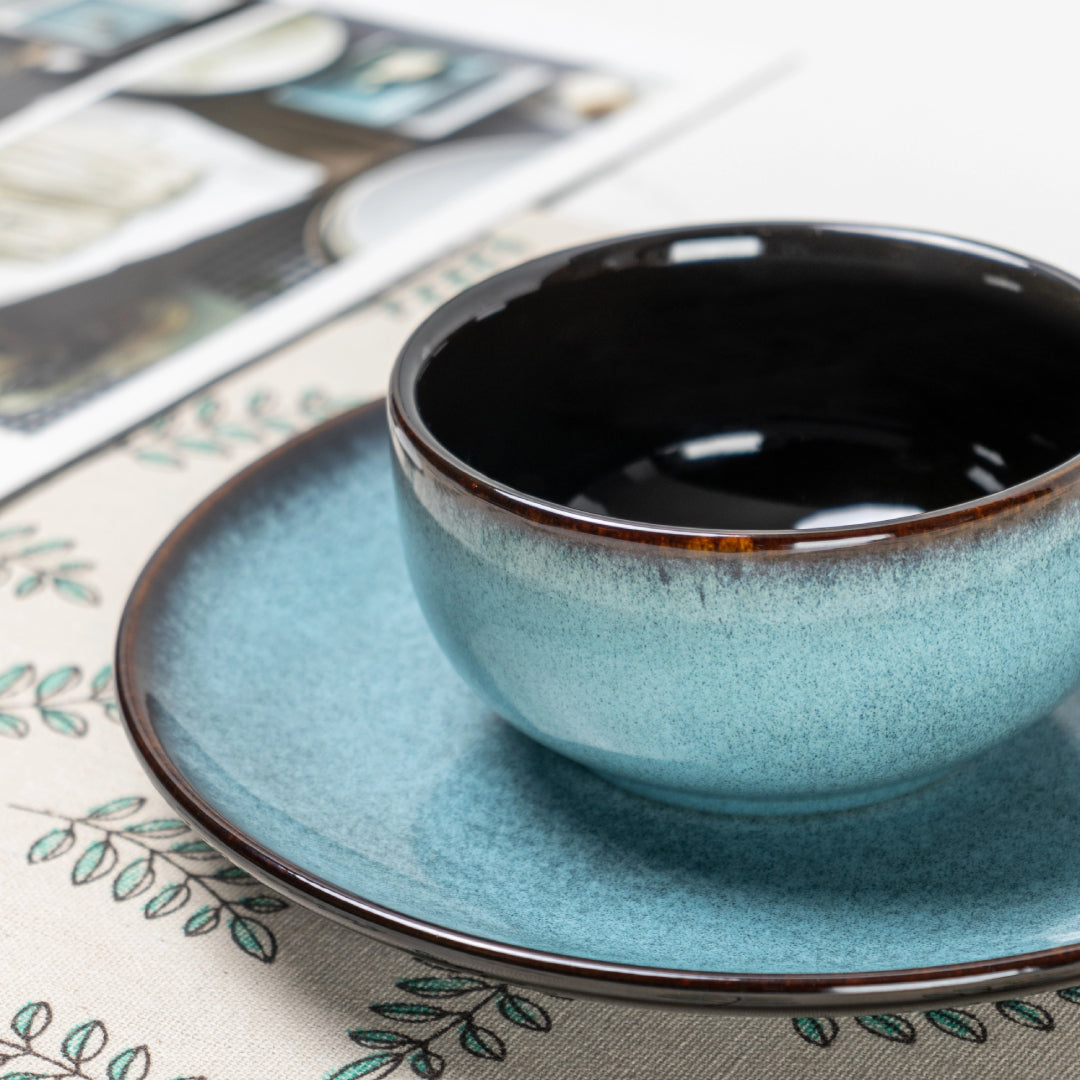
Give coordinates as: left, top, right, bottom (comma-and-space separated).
116, 398, 1080, 1013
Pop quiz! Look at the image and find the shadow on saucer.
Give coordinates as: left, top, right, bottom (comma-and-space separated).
409, 700, 1080, 972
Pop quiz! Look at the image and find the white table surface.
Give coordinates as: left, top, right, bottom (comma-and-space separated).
549, 0, 1080, 275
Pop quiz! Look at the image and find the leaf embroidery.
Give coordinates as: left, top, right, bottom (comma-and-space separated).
0, 529, 99, 605
994, 999, 1054, 1031
373, 233, 526, 323
61, 1020, 107, 1064
0, 999, 205, 1079
923, 1009, 987, 1043
331, 957, 555, 1079
458, 1023, 505, 1061
228, 916, 276, 963
791, 1017, 838, 1048
495, 994, 551, 1032
0, 663, 116, 739
855, 1014, 917, 1044
124, 387, 359, 470
10, 799, 285, 963
792, 997, 1064, 1049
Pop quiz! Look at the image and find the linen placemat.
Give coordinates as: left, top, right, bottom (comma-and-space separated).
0, 210, 1074, 1080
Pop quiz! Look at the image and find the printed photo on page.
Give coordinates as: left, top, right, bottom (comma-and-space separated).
0, 0, 247, 120
0, 0, 784, 501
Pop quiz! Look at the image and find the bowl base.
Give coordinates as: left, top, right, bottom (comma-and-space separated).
593, 768, 952, 816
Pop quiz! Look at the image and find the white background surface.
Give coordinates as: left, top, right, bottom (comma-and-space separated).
539, 0, 1080, 273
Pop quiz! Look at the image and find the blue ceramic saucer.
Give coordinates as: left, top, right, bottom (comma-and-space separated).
118, 401, 1080, 1012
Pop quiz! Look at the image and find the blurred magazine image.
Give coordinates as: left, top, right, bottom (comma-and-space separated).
0, 0, 786, 500
0, 0, 247, 120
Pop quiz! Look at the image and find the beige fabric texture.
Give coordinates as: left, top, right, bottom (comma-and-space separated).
0, 211, 1074, 1080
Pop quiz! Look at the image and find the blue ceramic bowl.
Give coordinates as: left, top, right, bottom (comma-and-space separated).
389, 223, 1080, 814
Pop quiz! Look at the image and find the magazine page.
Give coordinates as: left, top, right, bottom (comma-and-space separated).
0, 0, 249, 120
0, 1, 786, 500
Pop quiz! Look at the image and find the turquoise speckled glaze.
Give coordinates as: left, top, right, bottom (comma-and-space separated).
392, 460, 1080, 813
127, 405, 1080, 979
389, 222, 1080, 813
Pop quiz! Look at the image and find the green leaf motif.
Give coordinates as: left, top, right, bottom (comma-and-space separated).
71, 840, 117, 885
855, 1014, 916, 1044
407, 1048, 444, 1078
28, 828, 75, 863
91, 665, 113, 695
228, 916, 276, 963
14, 576, 42, 598
211, 865, 256, 884
183, 905, 221, 937
61, 1018, 107, 1063
369, 1003, 447, 1024
0, 525, 36, 542
144, 882, 191, 919
497, 993, 551, 1032
88, 796, 145, 821
0, 664, 32, 696
0, 713, 28, 738
260, 417, 294, 433
348, 1031, 412, 1049
124, 819, 188, 837
328, 1053, 401, 1079
1058, 986, 1080, 1003
458, 1023, 506, 1061
135, 450, 182, 468
236, 895, 287, 913
36, 666, 79, 701
455, 1019, 505, 1062
52, 578, 100, 606
38, 670, 81, 706
923, 1009, 987, 1043
168, 839, 218, 860
6, 1003, 186, 1080
17, 540, 73, 557
994, 999, 1053, 1031
107, 1045, 150, 1080
40, 708, 87, 737
177, 439, 225, 455
396, 976, 488, 999
216, 424, 258, 441
113, 858, 155, 901
791, 1017, 838, 1048
11, 1001, 51, 1039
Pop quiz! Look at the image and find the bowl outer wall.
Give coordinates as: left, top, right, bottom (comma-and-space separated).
391, 413, 1080, 809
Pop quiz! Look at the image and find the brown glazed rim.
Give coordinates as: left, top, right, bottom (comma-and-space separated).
390, 221, 1080, 553
118, 399, 1080, 1014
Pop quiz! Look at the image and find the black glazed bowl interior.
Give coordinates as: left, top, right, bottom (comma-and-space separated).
402, 224, 1080, 535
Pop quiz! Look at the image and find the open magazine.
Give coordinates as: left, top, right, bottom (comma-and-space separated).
0, 0, 785, 501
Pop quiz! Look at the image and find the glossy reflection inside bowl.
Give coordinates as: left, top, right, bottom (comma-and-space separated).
415, 238, 1080, 531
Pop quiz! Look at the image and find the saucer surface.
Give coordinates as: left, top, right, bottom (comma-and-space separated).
119, 401, 1080, 1011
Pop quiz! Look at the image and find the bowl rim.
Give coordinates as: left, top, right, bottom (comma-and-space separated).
117, 399, 1080, 1014
390, 220, 1080, 553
